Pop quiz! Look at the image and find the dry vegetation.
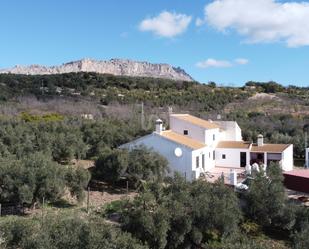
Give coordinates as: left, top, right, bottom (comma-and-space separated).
225, 92, 309, 116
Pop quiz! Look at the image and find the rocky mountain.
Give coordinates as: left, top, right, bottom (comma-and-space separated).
0, 58, 194, 81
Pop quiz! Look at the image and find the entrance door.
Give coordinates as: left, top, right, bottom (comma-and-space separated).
240, 152, 246, 167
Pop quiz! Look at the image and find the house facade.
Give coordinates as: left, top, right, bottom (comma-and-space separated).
121, 114, 293, 181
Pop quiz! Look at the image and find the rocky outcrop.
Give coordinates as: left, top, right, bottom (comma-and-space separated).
0, 58, 194, 81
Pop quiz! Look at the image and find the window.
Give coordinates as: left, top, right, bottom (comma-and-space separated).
202, 154, 205, 170
196, 156, 199, 168
184, 130, 188, 135
213, 134, 216, 141
222, 154, 226, 159
213, 151, 215, 160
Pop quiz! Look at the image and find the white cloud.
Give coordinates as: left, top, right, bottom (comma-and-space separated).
235, 58, 249, 65
139, 11, 192, 38
196, 59, 233, 68
195, 17, 204, 27
196, 58, 249, 68
204, 0, 309, 47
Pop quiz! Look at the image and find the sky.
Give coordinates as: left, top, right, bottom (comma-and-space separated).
1, 0, 309, 87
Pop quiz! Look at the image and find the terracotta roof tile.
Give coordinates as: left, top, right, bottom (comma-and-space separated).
217, 141, 251, 149
171, 114, 219, 130
251, 144, 291, 153
160, 130, 206, 150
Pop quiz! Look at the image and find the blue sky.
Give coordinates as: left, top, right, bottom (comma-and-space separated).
1, 0, 309, 86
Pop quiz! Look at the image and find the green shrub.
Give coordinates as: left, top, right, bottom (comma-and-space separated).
102, 199, 127, 217
240, 221, 261, 236
20, 112, 64, 122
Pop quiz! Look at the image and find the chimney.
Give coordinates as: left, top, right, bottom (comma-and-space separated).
155, 119, 163, 134
257, 134, 264, 146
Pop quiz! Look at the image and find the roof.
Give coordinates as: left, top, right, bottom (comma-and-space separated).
283, 169, 309, 178
251, 144, 291, 153
160, 130, 206, 150
214, 121, 239, 127
216, 141, 251, 149
171, 114, 219, 130
217, 141, 291, 152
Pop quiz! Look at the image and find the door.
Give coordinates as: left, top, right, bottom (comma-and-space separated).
240, 152, 246, 167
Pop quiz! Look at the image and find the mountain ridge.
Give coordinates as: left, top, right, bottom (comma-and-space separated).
0, 58, 194, 82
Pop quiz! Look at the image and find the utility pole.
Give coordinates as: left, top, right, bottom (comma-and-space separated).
168, 106, 173, 127
41, 80, 44, 96
141, 102, 144, 129
41, 197, 45, 225
126, 181, 129, 195
87, 187, 90, 214
305, 132, 308, 169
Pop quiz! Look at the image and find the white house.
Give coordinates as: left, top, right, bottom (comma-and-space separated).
121, 114, 294, 181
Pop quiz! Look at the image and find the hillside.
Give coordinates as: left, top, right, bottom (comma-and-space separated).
0, 58, 194, 81
0, 73, 308, 249
0, 72, 308, 161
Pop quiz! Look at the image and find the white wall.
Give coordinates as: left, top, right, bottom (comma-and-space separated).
235, 124, 242, 141
121, 133, 197, 181
215, 121, 242, 141
281, 145, 293, 171
205, 128, 220, 147
170, 116, 206, 144
192, 147, 215, 179
204, 129, 219, 169
215, 148, 250, 168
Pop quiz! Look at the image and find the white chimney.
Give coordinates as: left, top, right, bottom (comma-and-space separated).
155, 119, 163, 134
257, 134, 264, 146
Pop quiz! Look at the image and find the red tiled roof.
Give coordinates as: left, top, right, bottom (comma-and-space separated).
160, 130, 206, 150
171, 114, 219, 129
217, 141, 251, 149
251, 144, 290, 153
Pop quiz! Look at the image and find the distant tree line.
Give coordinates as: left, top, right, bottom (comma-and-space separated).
0, 73, 250, 111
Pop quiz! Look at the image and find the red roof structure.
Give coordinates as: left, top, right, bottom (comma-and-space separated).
284, 169, 309, 193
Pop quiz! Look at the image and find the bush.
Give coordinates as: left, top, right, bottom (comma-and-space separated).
102, 199, 127, 217
0, 153, 90, 205
0, 214, 148, 249
94, 146, 169, 186
65, 166, 91, 202
244, 163, 285, 227
240, 221, 261, 236
21, 112, 64, 122
121, 177, 242, 248
292, 223, 309, 249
